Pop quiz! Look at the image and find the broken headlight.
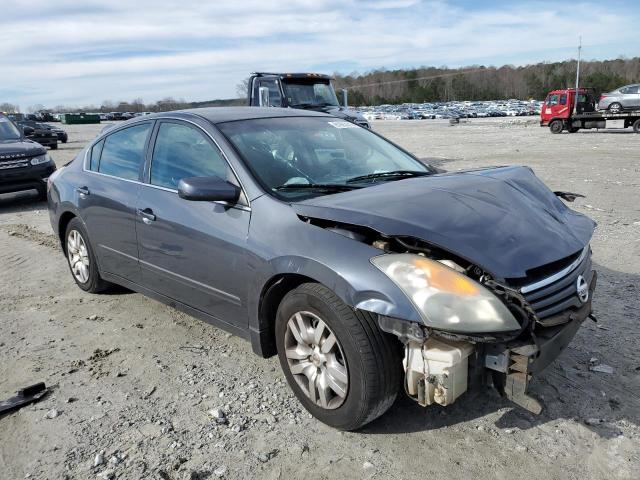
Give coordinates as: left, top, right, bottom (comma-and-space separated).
371, 253, 520, 333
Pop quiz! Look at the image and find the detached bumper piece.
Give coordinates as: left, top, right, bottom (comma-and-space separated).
0, 382, 48, 415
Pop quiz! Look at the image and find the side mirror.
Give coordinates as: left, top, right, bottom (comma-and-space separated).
23, 126, 35, 136
178, 176, 240, 203
258, 86, 270, 107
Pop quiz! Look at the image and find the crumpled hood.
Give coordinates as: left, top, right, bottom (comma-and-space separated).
0, 139, 45, 159
293, 166, 596, 279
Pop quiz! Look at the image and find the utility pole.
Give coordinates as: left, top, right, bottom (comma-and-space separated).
573, 36, 582, 114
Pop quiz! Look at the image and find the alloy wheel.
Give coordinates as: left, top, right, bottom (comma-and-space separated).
67, 229, 90, 283
284, 311, 348, 409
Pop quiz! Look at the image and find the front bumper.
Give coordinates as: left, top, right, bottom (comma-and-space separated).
0, 162, 57, 195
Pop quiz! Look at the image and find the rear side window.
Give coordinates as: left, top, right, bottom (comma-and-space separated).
89, 139, 104, 171
150, 122, 230, 190
99, 123, 152, 180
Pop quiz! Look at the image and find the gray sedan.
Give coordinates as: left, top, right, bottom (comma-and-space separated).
47, 107, 596, 430
598, 84, 640, 113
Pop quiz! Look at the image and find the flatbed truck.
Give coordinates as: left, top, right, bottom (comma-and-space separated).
540, 88, 640, 133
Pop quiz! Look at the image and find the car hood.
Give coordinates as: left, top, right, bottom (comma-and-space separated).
293, 165, 596, 280
0, 139, 46, 158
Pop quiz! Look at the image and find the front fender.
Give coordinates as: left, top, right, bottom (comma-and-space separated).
265, 254, 421, 322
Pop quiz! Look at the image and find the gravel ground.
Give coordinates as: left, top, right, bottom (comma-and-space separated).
1, 118, 639, 480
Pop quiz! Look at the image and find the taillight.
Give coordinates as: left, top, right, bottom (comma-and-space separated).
599, 95, 607, 101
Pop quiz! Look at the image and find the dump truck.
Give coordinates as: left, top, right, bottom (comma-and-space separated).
247, 72, 370, 128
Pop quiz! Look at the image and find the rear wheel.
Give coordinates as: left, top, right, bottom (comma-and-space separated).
50, 143, 58, 150
275, 283, 401, 430
549, 120, 564, 134
633, 119, 640, 133
568, 127, 580, 133
608, 102, 622, 114
65, 218, 110, 293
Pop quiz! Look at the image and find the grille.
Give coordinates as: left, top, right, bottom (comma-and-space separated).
520, 247, 593, 320
0, 159, 30, 170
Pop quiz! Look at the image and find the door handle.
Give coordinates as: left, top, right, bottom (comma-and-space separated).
76, 186, 90, 196
138, 208, 156, 223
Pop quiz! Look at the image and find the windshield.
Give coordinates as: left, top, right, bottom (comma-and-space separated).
282, 80, 340, 107
0, 117, 22, 141
218, 117, 432, 200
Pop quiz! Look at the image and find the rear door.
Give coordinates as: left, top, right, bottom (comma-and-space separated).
80, 121, 153, 282
136, 119, 250, 328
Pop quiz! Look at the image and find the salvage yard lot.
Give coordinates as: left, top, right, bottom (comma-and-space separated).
1, 118, 639, 479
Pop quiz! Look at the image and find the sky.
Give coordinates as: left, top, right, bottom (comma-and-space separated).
1, 0, 638, 109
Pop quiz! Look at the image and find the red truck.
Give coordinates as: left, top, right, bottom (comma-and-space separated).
540, 88, 640, 133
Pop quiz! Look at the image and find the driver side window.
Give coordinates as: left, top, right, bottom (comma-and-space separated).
150, 122, 230, 190
546, 94, 559, 106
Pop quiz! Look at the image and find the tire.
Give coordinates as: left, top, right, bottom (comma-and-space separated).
608, 102, 622, 114
65, 218, 110, 293
275, 283, 401, 430
549, 119, 564, 134
568, 127, 579, 133
50, 143, 58, 150
633, 119, 640, 133
36, 186, 47, 201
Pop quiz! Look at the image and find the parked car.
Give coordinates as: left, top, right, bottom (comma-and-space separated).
47, 107, 596, 430
19, 120, 68, 143
16, 120, 58, 149
0, 114, 56, 199
598, 84, 640, 113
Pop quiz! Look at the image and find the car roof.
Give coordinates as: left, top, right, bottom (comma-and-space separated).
151, 106, 332, 124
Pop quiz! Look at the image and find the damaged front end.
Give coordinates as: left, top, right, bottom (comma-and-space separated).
376, 243, 596, 414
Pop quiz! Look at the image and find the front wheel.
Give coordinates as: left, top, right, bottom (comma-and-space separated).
633, 119, 640, 133
549, 119, 564, 134
275, 283, 401, 430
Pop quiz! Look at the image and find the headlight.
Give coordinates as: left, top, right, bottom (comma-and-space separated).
371, 253, 520, 333
30, 154, 52, 166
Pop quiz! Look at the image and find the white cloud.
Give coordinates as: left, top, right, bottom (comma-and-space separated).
0, 0, 637, 108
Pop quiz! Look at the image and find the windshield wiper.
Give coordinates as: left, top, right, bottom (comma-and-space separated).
346, 170, 431, 184
274, 183, 362, 192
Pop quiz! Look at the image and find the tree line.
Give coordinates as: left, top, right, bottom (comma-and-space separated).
332, 57, 640, 105
2, 57, 638, 114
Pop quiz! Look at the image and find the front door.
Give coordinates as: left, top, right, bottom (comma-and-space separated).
136, 120, 250, 328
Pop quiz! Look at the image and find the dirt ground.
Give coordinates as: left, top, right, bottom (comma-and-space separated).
1, 118, 639, 480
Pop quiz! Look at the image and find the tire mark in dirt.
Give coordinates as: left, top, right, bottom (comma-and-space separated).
1, 223, 59, 250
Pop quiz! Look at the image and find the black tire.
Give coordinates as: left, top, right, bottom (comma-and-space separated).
608, 102, 622, 114
633, 119, 640, 133
36, 186, 47, 201
568, 127, 579, 133
64, 218, 111, 293
275, 283, 401, 430
50, 143, 58, 150
549, 119, 564, 134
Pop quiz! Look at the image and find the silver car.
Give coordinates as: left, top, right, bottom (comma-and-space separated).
598, 84, 640, 113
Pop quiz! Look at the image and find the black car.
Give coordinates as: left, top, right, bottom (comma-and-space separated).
19, 120, 67, 143
17, 121, 58, 149
0, 114, 56, 199
40, 122, 68, 143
